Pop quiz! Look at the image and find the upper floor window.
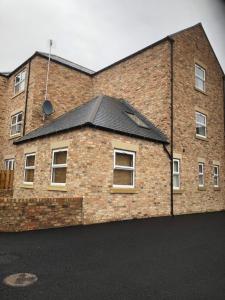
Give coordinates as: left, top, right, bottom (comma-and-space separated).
113, 149, 135, 188
24, 153, 36, 184
10, 112, 23, 136
213, 165, 219, 187
14, 70, 26, 95
196, 112, 207, 138
198, 162, 205, 187
195, 64, 205, 92
5, 158, 15, 170
51, 148, 68, 186
173, 159, 180, 190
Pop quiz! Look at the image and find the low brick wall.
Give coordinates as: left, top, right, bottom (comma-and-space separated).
0, 197, 83, 232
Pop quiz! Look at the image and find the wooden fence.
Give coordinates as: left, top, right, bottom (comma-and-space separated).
0, 170, 14, 190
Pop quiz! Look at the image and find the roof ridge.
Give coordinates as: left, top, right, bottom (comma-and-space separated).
87, 95, 104, 123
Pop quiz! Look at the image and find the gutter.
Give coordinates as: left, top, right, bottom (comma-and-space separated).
23, 59, 31, 136
168, 36, 175, 217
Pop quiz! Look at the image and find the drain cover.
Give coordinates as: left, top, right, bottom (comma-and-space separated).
3, 273, 38, 287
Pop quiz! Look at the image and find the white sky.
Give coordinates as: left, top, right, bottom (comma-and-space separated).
0, 0, 224, 72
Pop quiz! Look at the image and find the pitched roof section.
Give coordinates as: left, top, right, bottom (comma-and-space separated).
2, 23, 224, 77
37, 52, 95, 75
14, 95, 168, 144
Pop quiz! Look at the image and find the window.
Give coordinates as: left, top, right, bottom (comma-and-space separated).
173, 159, 180, 189
51, 149, 68, 185
113, 150, 135, 188
14, 70, 26, 94
198, 163, 205, 187
213, 165, 219, 187
196, 112, 207, 138
126, 112, 149, 128
5, 159, 15, 170
195, 64, 205, 92
10, 112, 23, 136
24, 153, 35, 184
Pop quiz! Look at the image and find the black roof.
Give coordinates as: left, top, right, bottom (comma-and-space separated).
14, 95, 168, 145
37, 52, 95, 75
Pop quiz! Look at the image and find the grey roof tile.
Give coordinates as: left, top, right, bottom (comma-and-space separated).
14, 95, 168, 144
37, 52, 95, 75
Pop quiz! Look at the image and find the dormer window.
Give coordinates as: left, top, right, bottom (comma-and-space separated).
14, 70, 26, 94
126, 112, 149, 128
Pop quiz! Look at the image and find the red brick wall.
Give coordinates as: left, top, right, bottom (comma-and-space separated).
0, 197, 83, 232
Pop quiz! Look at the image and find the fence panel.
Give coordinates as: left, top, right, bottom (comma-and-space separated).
0, 170, 14, 189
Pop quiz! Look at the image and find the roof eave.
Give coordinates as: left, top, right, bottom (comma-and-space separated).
14, 123, 169, 145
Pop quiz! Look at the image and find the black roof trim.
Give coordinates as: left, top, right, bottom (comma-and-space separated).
3, 23, 224, 78
3, 51, 94, 78
169, 22, 224, 76
93, 37, 170, 75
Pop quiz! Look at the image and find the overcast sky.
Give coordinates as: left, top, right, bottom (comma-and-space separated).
0, 0, 225, 72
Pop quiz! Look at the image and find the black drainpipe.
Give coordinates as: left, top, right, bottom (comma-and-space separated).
23, 59, 31, 136
223, 75, 225, 135
168, 36, 174, 217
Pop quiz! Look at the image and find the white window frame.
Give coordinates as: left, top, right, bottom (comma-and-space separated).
196, 112, 207, 138
173, 159, 180, 190
14, 69, 26, 95
113, 149, 135, 188
195, 64, 205, 92
51, 148, 68, 186
213, 165, 219, 187
10, 112, 23, 136
4, 158, 15, 170
23, 153, 36, 184
198, 162, 205, 187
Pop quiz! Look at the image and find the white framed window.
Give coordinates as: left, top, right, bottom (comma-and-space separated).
198, 163, 205, 187
5, 159, 15, 170
10, 112, 23, 136
113, 149, 135, 188
14, 69, 26, 94
173, 159, 180, 190
195, 64, 205, 92
51, 148, 68, 186
196, 112, 207, 138
213, 165, 219, 187
24, 153, 36, 184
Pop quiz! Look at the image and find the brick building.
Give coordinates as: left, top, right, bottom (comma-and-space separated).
0, 23, 224, 230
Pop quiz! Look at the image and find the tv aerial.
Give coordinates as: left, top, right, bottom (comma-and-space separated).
42, 39, 55, 120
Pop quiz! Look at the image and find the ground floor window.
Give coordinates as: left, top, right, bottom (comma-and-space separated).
198, 163, 205, 187
173, 159, 180, 189
213, 165, 219, 187
24, 153, 36, 184
51, 148, 68, 185
113, 149, 135, 188
5, 159, 15, 170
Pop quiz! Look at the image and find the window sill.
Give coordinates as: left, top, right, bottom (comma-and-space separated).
20, 184, 34, 189
194, 87, 207, 96
198, 186, 206, 191
11, 90, 25, 99
110, 188, 138, 194
195, 135, 208, 142
48, 185, 67, 192
9, 133, 22, 140
214, 187, 221, 191
173, 189, 183, 194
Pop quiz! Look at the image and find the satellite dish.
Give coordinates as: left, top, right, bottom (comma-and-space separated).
42, 100, 54, 116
